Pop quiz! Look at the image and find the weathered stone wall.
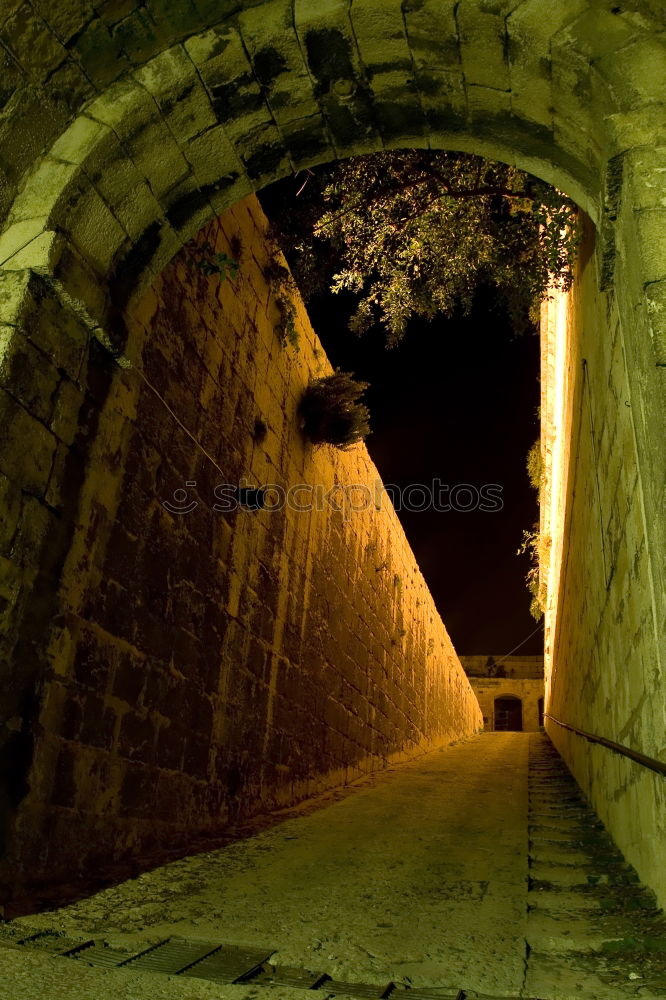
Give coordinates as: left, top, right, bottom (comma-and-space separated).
460, 655, 544, 680
0, 195, 481, 911
468, 678, 544, 732
543, 216, 666, 908
0, 0, 665, 912
3, 0, 666, 309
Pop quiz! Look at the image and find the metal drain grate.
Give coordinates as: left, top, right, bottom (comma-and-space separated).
319, 979, 397, 999
179, 943, 275, 984
17, 931, 94, 956
0, 924, 547, 999
72, 942, 139, 969
117, 938, 221, 974
255, 964, 330, 990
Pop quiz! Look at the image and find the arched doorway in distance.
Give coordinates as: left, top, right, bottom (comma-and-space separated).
494, 696, 523, 732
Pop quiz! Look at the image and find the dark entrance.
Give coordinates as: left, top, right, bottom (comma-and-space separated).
494, 696, 523, 731
538, 697, 545, 728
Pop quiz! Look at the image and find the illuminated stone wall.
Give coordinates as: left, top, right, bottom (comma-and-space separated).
0, 195, 481, 910
0, 0, 664, 910
542, 217, 666, 908
459, 656, 544, 732
469, 680, 543, 732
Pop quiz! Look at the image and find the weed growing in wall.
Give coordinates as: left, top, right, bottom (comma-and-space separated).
519, 436, 547, 621
298, 371, 370, 449
184, 237, 241, 281
264, 255, 300, 351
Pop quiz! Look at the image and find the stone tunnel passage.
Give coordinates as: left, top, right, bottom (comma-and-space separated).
4, 733, 666, 1000
0, 0, 664, 934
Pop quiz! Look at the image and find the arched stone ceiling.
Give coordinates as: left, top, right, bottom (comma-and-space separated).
0, 0, 664, 320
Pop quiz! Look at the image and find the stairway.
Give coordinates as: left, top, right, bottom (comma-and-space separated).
524, 733, 666, 998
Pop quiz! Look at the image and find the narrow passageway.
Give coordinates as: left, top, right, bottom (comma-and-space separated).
4, 734, 664, 999
11, 734, 529, 994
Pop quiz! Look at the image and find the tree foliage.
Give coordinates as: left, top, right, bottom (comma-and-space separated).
264, 150, 579, 345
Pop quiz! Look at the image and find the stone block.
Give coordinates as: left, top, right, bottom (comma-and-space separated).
184, 124, 244, 187
373, 69, 429, 141
51, 243, 108, 331
119, 762, 158, 817
0, 472, 20, 554
11, 494, 56, 570
110, 6, 164, 65
156, 723, 186, 770
8, 157, 80, 226
0, 269, 31, 326
0, 325, 60, 422
47, 56, 96, 111
456, 2, 510, 91
566, 8, 643, 61
238, 1, 318, 126
64, 185, 129, 275
596, 35, 666, 111
134, 45, 217, 141
623, 146, 666, 213
276, 113, 334, 170
124, 119, 192, 200
0, 218, 48, 266
0, 389, 56, 493
185, 23, 261, 110
31, 0, 95, 45
606, 106, 666, 156
50, 115, 108, 166
634, 209, 666, 284
70, 15, 131, 86
80, 694, 117, 750
350, 1, 411, 73
111, 180, 165, 244
0, 229, 63, 274
50, 744, 77, 808
145, 0, 201, 41
0, 87, 69, 191
402, 0, 459, 71
1, 3, 67, 74
645, 280, 666, 366
86, 77, 159, 140
235, 121, 291, 184
163, 175, 214, 236
119, 711, 155, 761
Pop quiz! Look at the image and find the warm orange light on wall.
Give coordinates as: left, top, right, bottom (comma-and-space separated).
540, 285, 574, 711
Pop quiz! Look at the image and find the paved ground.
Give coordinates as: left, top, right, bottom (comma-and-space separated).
2, 732, 664, 1000
7, 733, 529, 996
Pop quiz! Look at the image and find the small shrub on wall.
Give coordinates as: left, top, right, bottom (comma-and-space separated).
298, 371, 370, 449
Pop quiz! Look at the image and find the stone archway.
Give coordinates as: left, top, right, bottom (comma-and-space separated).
0, 0, 664, 909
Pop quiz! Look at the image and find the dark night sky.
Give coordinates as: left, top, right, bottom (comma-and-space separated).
259, 187, 544, 657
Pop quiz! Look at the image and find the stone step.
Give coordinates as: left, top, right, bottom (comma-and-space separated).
524, 951, 665, 1000
528, 847, 593, 866
530, 831, 589, 845
526, 911, 631, 954
529, 816, 604, 831
526, 909, 659, 948
529, 863, 639, 888
527, 889, 604, 913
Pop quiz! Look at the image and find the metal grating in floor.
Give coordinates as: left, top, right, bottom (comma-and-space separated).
0, 924, 541, 999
